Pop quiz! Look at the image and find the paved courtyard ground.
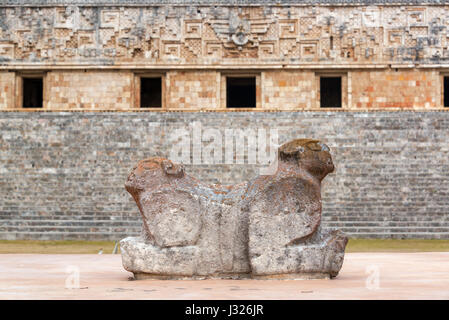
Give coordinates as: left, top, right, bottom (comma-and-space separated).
0, 252, 448, 299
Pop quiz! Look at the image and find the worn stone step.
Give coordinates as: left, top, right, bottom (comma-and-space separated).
0, 232, 139, 241
2, 213, 447, 221
1, 231, 446, 241
0, 226, 141, 233
323, 221, 449, 227
5, 220, 447, 228
322, 216, 449, 222
0, 214, 140, 221
2, 220, 142, 227
331, 227, 449, 233
341, 232, 449, 239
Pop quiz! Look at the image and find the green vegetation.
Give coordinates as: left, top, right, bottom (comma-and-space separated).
0, 240, 120, 254
0, 239, 448, 254
346, 239, 449, 253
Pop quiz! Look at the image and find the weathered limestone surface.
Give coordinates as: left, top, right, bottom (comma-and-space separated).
0, 3, 447, 110
120, 139, 348, 279
1, 3, 449, 66
2, 111, 449, 240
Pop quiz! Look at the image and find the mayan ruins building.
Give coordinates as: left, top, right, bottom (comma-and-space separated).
1, 0, 449, 110
1, 0, 449, 240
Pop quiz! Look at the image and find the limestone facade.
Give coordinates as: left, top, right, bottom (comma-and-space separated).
0, 2, 449, 110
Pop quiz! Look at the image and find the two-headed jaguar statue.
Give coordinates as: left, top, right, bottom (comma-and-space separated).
120, 139, 348, 279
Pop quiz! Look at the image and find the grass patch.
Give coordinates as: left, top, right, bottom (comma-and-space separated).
0, 240, 120, 254
0, 239, 448, 254
346, 239, 449, 253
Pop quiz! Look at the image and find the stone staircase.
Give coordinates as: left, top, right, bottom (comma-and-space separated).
0, 213, 142, 241
0, 211, 448, 240
322, 216, 449, 239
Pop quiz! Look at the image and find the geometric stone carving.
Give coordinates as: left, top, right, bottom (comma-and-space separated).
120, 139, 348, 280
0, 43, 15, 59
301, 42, 318, 61
1, 5, 449, 64
229, 13, 251, 46
279, 20, 298, 38
101, 10, 120, 31
185, 20, 202, 39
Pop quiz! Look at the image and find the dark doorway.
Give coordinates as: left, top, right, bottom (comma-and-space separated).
320, 77, 342, 108
226, 77, 256, 108
444, 77, 449, 107
23, 78, 43, 108
140, 77, 162, 108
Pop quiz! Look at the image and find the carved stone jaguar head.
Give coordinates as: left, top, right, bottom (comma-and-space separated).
125, 157, 185, 197
278, 139, 334, 181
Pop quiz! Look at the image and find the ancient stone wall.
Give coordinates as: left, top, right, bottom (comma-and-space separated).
351, 69, 441, 108
167, 71, 220, 109
0, 72, 14, 108
0, 3, 449, 110
1, 111, 448, 240
46, 71, 134, 109
0, 69, 444, 109
262, 71, 316, 109
1, 3, 449, 66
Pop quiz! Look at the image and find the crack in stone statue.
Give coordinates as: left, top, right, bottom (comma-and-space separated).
120, 139, 348, 280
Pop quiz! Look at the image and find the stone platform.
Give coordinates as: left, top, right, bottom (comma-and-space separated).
0, 252, 448, 299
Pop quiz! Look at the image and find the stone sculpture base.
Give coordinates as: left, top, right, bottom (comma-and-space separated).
120, 226, 347, 280
120, 139, 348, 280
131, 272, 331, 281
131, 271, 331, 281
